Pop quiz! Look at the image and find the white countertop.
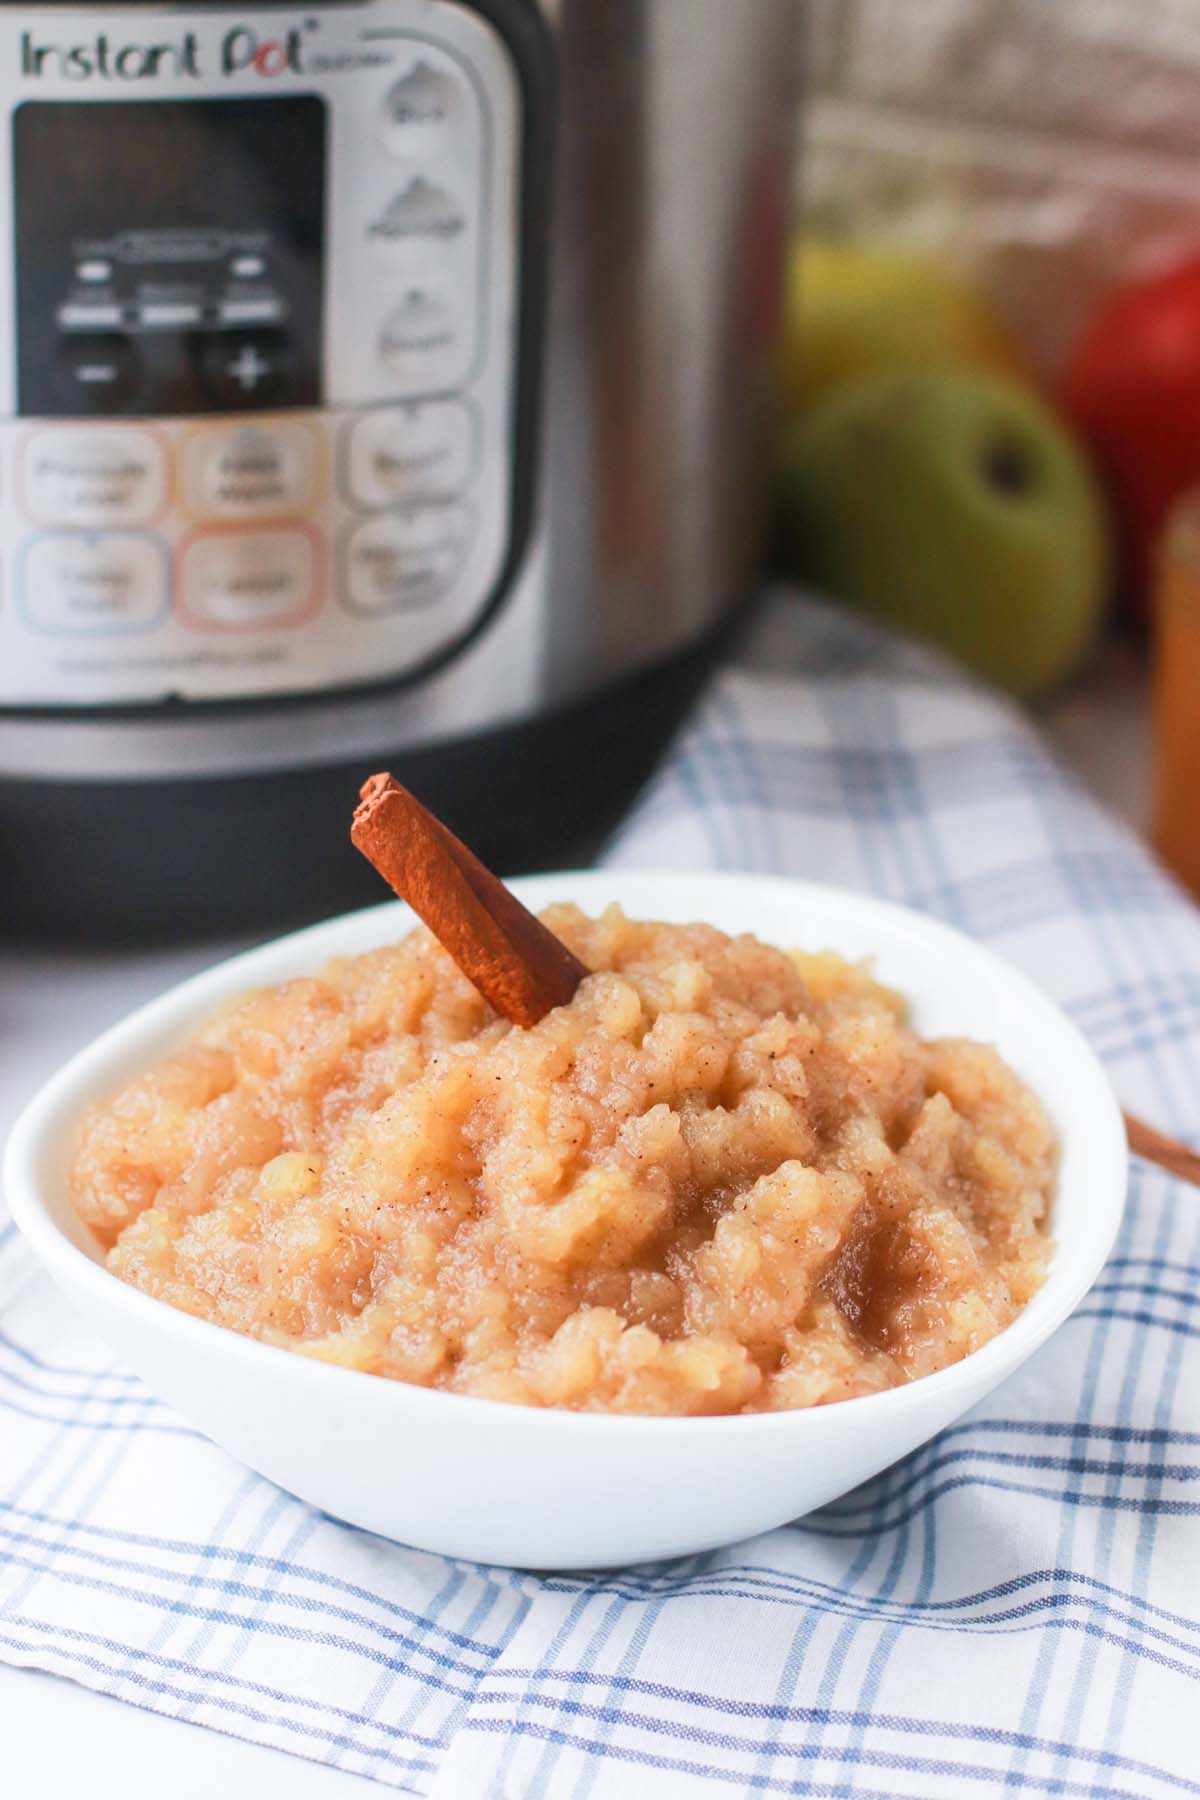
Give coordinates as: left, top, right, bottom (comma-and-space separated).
0, 648, 1159, 1797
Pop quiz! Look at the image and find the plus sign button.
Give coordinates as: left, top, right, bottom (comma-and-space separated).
197, 330, 294, 410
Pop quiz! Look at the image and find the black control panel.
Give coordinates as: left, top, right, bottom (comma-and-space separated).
14, 96, 326, 417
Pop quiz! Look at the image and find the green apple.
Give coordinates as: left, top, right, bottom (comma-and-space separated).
776, 368, 1111, 698
785, 242, 1029, 415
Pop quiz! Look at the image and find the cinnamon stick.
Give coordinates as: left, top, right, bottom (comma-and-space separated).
1124, 1111, 1200, 1189
352, 775, 1200, 1188
350, 773, 590, 1028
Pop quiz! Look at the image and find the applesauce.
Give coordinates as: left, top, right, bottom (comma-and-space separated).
70, 906, 1054, 1416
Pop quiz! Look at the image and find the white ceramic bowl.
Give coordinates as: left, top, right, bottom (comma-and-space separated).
4, 871, 1126, 1569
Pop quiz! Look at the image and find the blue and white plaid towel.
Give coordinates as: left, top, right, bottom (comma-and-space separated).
2, 593, 1198, 1798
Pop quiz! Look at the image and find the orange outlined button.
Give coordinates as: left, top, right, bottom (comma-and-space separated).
19, 425, 169, 528
178, 524, 322, 632
179, 418, 321, 522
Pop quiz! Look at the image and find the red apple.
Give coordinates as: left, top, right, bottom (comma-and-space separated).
1064, 256, 1200, 626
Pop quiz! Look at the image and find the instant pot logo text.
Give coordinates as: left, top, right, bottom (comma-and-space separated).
19, 23, 311, 81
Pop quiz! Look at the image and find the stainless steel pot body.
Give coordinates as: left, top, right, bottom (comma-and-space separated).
0, 0, 802, 785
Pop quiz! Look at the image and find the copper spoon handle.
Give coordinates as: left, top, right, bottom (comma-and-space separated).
1124, 1112, 1200, 1188
351, 772, 589, 1028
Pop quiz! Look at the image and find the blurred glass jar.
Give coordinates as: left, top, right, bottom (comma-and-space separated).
1152, 491, 1200, 897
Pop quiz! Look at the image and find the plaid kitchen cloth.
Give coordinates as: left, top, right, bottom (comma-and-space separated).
2, 591, 1199, 1799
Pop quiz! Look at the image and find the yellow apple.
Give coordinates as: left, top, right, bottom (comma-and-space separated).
784, 242, 1029, 415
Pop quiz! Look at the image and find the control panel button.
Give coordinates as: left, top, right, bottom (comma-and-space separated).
140, 301, 203, 330
22, 427, 167, 527
58, 301, 125, 331
377, 284, 466, 393
54, 334, 139, 414
218, 296, 285, 327
342, 506, 471, 616
197, 328, 295, 410
180, 527, 318, 629
347, 402, 473, 508
368, 179, 467, 248
182, 422, 318, 520
380, 61, 465, 156
19, 531, 167, 634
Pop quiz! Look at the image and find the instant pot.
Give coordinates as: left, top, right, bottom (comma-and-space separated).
0, 0, 802, 936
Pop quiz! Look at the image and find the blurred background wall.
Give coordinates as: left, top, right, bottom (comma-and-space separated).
806, 0, 1200, 377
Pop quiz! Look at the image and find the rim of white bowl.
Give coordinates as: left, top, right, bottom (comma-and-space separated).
2, 870, 1129, 1438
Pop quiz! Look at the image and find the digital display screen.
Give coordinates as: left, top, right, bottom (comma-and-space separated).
13, 96, 327, 416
